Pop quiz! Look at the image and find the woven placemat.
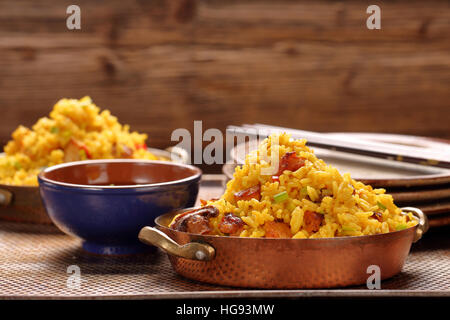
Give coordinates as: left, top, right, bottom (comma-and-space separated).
0, 221, 449, 299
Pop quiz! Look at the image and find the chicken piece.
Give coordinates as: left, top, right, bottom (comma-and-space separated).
303, 211, 324, 233
120, 145, 133, 158
263, 221, 292, 238
64, 138, 91, 162
234, 184, 261, 201
111, 143, 134, 158
219, 213, 244, 236
182, 214, 211, 235
170, 206, 219, 235
276, 151, 306, 176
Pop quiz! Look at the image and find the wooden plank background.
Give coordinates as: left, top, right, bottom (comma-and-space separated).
0, 0, 449, 166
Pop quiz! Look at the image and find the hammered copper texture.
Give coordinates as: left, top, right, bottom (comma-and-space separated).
0, 221, 449, 298
159, 216, 417, 289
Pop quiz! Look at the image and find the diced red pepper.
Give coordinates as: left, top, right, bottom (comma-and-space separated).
79, 144, 92, 159
234, 184, 261, 201
134, 143, 147, 150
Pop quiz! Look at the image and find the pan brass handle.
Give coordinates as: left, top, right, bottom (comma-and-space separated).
138, 226, 215, 261
401, 207, 429, 243
0, 189, 12, 206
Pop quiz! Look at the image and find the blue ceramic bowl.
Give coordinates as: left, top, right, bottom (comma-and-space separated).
38, 160, 201, 255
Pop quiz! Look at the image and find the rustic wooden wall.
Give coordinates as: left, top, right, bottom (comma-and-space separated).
0, 0, 449, 156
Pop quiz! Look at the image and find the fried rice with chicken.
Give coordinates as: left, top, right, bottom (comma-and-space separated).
0, 97, 157, 186
170, 133, 417, 238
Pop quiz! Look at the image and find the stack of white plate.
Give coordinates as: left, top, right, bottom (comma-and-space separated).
224, 133, 450, 229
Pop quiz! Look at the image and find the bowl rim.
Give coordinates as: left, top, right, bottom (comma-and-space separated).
38, 159, 201, 189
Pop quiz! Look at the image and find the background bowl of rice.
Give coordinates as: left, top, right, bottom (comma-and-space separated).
0, 97, 190, 224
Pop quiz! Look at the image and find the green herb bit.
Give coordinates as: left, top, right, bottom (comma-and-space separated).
50, 126, 59, 134
396, 224, 407, 231
273, 191, 289, 203
377, 201, 387, 210
79, 149, 87, 159
342, 226, 355, 232
13, 162, 22, 170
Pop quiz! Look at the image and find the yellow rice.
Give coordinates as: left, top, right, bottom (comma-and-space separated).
204, 133, 417, 238
0, 97, 157, 186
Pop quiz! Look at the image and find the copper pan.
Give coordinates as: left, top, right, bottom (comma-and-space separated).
0, 184, 51, 224
139, 207, 428, 289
